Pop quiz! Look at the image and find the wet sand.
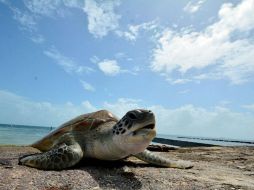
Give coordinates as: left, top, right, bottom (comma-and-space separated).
0, 145, 254, 190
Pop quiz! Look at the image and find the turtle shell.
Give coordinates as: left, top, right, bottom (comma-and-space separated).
31, 110, 119, 151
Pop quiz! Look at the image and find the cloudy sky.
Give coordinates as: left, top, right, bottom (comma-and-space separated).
0, 0, 254, 140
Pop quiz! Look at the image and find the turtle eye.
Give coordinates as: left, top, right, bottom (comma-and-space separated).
128, 112, 137, 120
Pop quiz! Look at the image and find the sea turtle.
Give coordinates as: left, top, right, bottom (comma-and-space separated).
19, 109, 193, 170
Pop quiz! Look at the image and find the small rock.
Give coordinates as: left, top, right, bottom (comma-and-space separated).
147, 144, 178, 152
236, 165, 246, 169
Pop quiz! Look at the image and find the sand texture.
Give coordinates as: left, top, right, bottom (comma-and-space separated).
0, 145, 254, 190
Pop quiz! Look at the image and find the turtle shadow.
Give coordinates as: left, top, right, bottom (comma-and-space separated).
73, 158, 148, 190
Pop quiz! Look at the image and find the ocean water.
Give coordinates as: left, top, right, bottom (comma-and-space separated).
0, 124, 254, 146
0, 124, 52, 145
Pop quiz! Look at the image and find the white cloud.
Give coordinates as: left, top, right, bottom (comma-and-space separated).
11, 7, 37, 31
63, 0, 84, 9
82, 100, 97, 111
116, 20, 158, 41
219, 100, 231, 107
30, 34, 45, 44
1, 1, 39, 33
80, 80, 95, 92
104, 98, 142, 117
2, 1, 81, 43
23, 0, 83, 17
90, 55, 100, 64
242, 104, 254, 111
83, 0, 121, 38
178, 89, 190, 94
24, 0, 62, 17
183, 0, 205, 13
98, 59, 121, 76
151, 0, 254, 85
152, 105, 254, 140
1, 0, 83, 44
0, 90, 96, 126
168, 78, 192, 85
94, 57, 138, 76
44, 47, 94, 74
5, 0, 83, 33
114, 52, 126, 59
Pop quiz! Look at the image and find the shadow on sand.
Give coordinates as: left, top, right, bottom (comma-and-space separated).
73, 158, 158, 190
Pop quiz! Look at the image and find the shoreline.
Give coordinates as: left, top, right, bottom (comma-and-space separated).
153, 136, 254, 147
153, 137, 217, 147
177, 136, 254, 145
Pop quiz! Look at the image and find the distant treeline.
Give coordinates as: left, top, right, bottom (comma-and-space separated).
178, 136, 254, 145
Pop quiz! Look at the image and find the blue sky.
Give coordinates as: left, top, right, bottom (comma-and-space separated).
0, 0, 254, 140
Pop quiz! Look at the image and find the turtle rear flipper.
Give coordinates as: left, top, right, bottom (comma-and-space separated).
134, 149, 193, 169
19, 143, 83, 170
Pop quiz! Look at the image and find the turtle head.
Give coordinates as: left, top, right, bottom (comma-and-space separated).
112, 109, 156, 155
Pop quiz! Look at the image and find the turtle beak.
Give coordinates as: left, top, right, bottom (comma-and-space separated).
132, 110, 156, 136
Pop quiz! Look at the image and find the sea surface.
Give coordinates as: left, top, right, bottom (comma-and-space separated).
0, 124, 254, 146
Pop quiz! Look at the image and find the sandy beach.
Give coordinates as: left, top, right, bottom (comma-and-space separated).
0, 145, 254, 190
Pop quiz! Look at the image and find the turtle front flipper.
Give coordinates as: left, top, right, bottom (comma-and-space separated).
19, 143, 83, 170
133, 149, 193, 169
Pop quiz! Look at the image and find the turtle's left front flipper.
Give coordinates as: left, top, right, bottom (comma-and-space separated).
134, 149, 193, 169
19, 143, 83, 170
